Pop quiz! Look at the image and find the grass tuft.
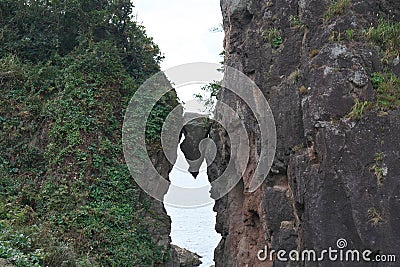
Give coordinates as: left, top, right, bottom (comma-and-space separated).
364, 19, 400, 62
370, 72, 400, 109
346, 100, 372, 120
324, 0, 351, 20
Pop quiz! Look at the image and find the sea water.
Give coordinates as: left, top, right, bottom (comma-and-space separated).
165, 204, 220, 267
164, 149, 221, 267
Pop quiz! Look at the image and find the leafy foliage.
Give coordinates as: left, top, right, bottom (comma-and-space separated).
0, 0, 176, 266
0, 0, 163, 77
262, 28, 283, 49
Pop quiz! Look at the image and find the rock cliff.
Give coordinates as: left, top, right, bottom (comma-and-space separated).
210, 0, 400, 266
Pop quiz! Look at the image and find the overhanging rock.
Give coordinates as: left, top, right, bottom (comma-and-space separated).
180, 113, 211, 178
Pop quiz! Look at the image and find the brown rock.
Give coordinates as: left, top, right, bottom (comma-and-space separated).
171, 245, 202, 267
209, 0, 400, 266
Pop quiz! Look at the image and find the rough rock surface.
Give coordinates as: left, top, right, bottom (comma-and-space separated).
209, 0, 400, 266
148, 149, 181, 267
180, 113, 211, 177
148, 93, 183, 267
172, 245, 202, 267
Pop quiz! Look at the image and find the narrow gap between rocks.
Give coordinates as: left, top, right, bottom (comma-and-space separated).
163, 87, 221, 266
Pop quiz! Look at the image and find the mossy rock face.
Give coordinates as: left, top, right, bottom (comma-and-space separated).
0, 1, 179, 266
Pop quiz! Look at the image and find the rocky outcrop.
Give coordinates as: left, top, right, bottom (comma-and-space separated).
144, 89, 184, 266
172, 245, 202, 267
148, 149, 181, 267
180, 113, 211, 177
210, 0, 400, 266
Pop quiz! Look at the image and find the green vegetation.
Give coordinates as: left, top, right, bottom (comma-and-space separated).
345, 29, 355, 40
0, 232, 42, 267
347, 72, 400, 120
368, 208, 384, 225
289, 69, 302, 84
328, 30, 342, 43
370, 72, 400, 109
0, 0, 177, 266
324, 0, 351, 20
364, 19, 400, 62
289, 15, 305, 30
272, 37, 283, 49
370, 152, 385, 186
263, 71, 271, 80
346, 100, 372, 120
263, 28, 283, 49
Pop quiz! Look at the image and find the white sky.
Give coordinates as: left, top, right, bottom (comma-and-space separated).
133, 0, 224, 104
